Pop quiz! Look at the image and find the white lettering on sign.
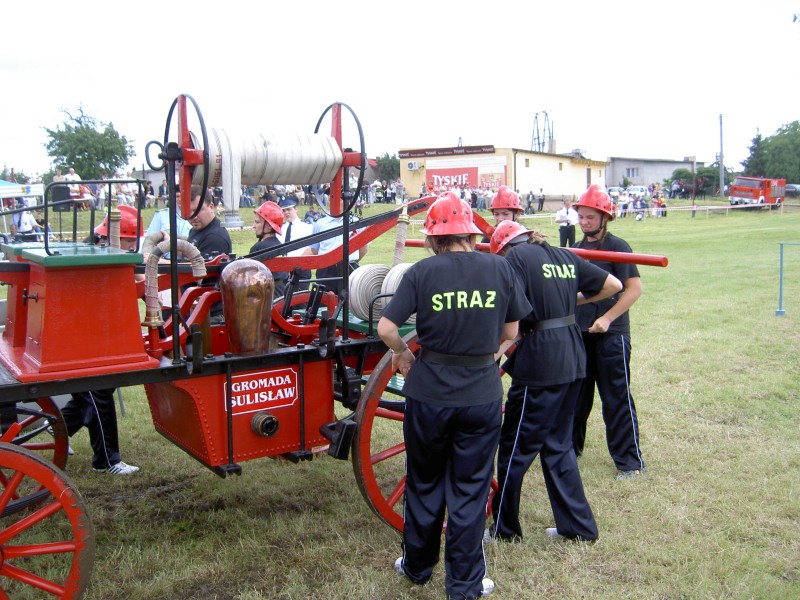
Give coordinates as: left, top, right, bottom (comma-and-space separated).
224, 368, 298, 415
432, 173, 470, 187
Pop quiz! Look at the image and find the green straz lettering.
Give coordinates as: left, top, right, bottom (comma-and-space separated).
431, 290, 497, 311
542, 263, 576, 279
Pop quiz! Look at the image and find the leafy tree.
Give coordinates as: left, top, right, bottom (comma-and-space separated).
740, 122, 800, 182
44, 106, 134, 182
741, 130, 767, 177
0, 167, 31, 183
669, 168, 694, 183
763, 122, 800, 182
375, 153, 400, 182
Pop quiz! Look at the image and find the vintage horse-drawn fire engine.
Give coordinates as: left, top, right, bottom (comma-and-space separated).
0, 95, 667, 597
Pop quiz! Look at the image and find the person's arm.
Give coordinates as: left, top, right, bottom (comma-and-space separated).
501, 320, 519, 344
377, 316, 415, 377
494, 320, 520, 361
577, 273, 623, 305
588, 276, 642, 333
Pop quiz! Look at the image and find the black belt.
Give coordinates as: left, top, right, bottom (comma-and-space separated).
522, 314, 575, 335
419, 348, 496, 367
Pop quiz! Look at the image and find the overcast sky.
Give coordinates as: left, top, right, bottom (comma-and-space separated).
1, 1, 797, 179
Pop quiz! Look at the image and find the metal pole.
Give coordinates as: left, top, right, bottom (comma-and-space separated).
691, 156, 697, 218
776, 242, 786, 316
719, 114, 725, 198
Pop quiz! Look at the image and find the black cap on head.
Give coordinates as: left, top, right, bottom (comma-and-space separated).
279, 197, 298, 209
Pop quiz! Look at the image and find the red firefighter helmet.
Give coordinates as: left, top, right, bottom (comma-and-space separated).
421, 192, 482, 236
94, 205, 143, 239
490, 185, 523, 212
575, 184, 614, 220
254, 201, 284, 233
490, 220, 531, 255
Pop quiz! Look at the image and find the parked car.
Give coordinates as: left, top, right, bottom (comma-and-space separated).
626, 185, 650, 199
607, 186, 622, 199
785, 183, 800, 197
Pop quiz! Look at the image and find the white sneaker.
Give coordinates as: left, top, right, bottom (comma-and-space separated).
545, 527, 567, 541
94, 461, 140, 475
46, 426, 74, 455
394, 556, 405, 576
481, 578, 495, 596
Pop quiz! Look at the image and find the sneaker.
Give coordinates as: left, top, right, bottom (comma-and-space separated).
46, 426, 74, 455
545, 527, 598, 544
483, 524, 520, 544
394, 556, 405, 577
483, 525, 496, 543
615, 468, 646, 480
94, 461, 140, 475
481, 578, 495, 596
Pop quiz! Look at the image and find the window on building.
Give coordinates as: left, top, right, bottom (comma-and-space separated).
559, 162, 563, 171
625, 167, 639, 178
525, 158, 530, 167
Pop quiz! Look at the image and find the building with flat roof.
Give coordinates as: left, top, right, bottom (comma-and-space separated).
605, 156, 704, 189
399, 145, 608, 200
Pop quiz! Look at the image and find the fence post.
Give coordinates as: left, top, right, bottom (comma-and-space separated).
776, 242, 800, 316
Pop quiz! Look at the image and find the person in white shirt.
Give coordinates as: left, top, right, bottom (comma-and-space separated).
555, 199, 580, 247
64, 167, 81, 197
278, 196, 314, 291
12, 211, 38, 241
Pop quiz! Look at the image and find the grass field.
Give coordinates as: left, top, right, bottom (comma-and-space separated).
3, 199, 800, 599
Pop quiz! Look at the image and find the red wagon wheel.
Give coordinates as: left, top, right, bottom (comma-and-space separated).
10, 398, 69, 470
353, 333, 504, 533
352, 334, 419, 532
0, 399, 70, 518
0, 442, 94, 598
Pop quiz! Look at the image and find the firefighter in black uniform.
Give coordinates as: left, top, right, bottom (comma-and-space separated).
480, 185, 523, 244
378, 192, 531, 600
486, 220, 622, 543
571, 185, 646, 479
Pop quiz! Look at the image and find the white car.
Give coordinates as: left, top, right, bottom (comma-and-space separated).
626, 185, 650, 199
607, 186, 622, 199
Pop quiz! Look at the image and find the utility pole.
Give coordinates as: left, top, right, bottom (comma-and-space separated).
719, 114, 725, 197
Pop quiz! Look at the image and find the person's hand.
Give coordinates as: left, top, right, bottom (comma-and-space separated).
588, 316, 611, 334
391, 349, 415, 378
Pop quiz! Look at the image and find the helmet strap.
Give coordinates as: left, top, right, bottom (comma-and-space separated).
584, 215, 608, 238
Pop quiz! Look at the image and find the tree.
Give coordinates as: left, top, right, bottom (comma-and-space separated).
741, 130, 767, 177
44, 106, 134, 182
0, 167, 32, 184
763, 122, 800, 182
375, 153, 400, 182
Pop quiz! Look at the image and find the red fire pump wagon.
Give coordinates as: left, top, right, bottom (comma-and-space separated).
0, 95, 667, 598
728, 176, 786, 207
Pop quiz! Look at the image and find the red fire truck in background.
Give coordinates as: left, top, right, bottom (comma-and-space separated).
728, 176, 786, 207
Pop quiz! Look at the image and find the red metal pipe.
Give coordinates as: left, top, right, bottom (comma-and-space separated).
403, 239, 668, 267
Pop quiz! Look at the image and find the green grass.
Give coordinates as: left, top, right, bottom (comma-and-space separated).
4, 200, 800, 599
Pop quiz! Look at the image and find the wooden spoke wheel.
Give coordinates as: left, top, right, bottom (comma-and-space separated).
0, 399, 69, 518
352, 334, 418, 532
8, 399, 69, 470
0, 442, 94, 598
353, 334, 503, 533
